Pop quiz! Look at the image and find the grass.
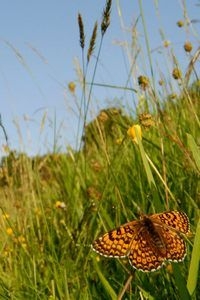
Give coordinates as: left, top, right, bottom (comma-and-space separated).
0, 0, 200, 299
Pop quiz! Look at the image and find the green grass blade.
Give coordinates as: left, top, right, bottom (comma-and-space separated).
187, 213, 200, 296
138, 286, 155, 300
136, 131, 156, 189
136, 130, 162, 210
173, 264, 191, 300
186, 133, 200, 172
93, 258, 117, 300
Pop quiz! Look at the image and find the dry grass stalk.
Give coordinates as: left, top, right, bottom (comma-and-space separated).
185, 46, 200, 86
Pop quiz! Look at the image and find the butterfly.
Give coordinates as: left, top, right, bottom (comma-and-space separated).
92, 211, 190, 272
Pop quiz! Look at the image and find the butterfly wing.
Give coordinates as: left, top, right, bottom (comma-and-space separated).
150, 211, 190, 234
153, 225, 187, 262
92, 211, 189, 272
92, 220, 141, 258
128, 225, 165, 272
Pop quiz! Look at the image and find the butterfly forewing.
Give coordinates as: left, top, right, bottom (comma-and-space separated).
92, 220, 141, 257
150, 211, 190, 234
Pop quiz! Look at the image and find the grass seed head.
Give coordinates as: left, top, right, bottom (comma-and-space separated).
87, 21, 98, 63
172, 68, 182, 80
184, 41, 193, 53
138, 75, 150, 90
101, 0, 112, 36
78, 13, 85, 49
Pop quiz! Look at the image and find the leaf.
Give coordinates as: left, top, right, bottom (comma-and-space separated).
173, 264, 191, 300
186, 133, 200, 173
187, 214, 200, 296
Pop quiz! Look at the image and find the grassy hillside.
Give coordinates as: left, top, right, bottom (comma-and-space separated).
0, 1, 199, 299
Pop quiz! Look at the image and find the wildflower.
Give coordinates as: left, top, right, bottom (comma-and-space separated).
127, 125, 142, 144
184, 41, 193, 53
68, 81, 76, 93
172, 68, 182, 80
138, 76, 150, 90
6, 228, 13, 236
55, 201, 66, 209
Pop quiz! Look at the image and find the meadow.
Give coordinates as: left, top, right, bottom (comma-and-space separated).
0, 1, 199, 299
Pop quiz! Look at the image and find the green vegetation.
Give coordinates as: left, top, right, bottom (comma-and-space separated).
0, 1, 199, 299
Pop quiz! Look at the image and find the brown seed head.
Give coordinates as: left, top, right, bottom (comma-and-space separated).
138, 75, 150, 90
172, 68, 182, 80
184, 41, 193, 53
139, 113, 155, 128
158, 79, 164, 86
177, 20, 184, 27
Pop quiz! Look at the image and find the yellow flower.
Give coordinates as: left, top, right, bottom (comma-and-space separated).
6, 228, 13, 236
127, 125, 142, 144
55, 201, 66, 209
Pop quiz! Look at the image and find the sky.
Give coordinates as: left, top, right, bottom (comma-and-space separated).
0, 0, 199, 157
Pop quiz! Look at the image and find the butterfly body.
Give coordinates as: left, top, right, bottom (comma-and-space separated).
92, 211, 190, 272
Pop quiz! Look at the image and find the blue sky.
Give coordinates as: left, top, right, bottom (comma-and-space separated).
0, 1, 199, 157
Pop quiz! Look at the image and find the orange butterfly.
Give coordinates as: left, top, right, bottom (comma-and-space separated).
92, 211, 190, 272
